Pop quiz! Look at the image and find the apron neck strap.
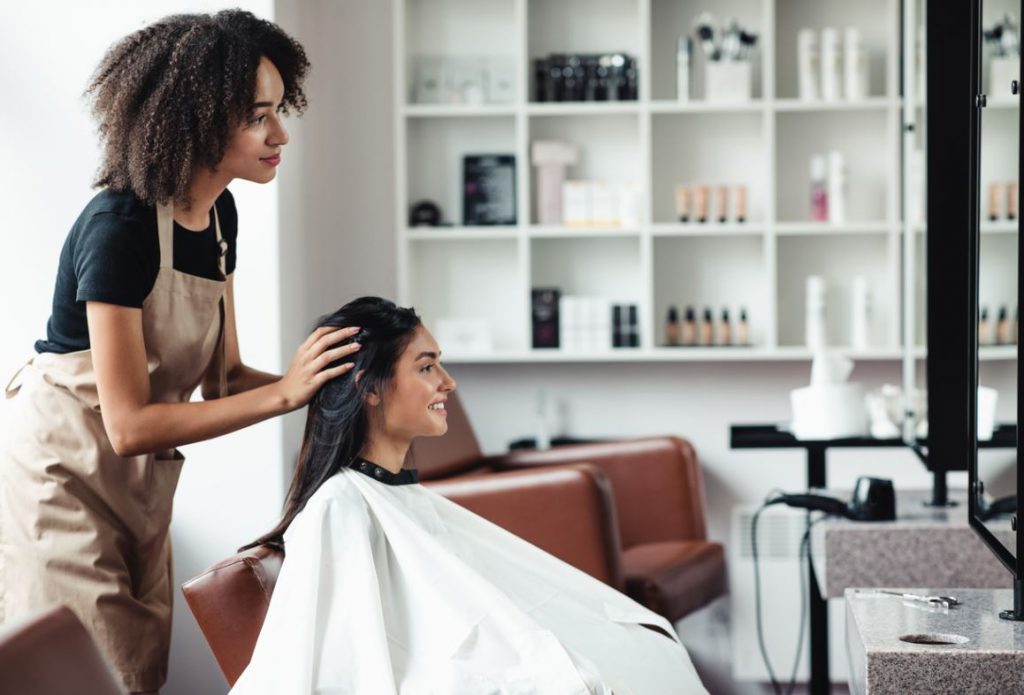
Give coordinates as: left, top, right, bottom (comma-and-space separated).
155, 200, 226, 276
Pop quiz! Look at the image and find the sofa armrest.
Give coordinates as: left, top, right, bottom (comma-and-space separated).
425, 464, 624, 589
490, 436, 709, 549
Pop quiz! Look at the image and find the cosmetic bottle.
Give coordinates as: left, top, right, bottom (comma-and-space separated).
675, 185, 691, 222
627, 304, 639, 347
738, 307, 750, 346
851, 275, 871, 350
694, 185, 709, 223
677, 37, 691, 102
810, 156, 828, 222
988, 182, 1002, 221
714, 185, 729, 223
979, 306, 991, 346
535, 390, 551, 450
700, 307, 714, 346
827, 151, 846, 224
1008, 181, 1018, 220
843, 27, 868, 100
997, 305, 1010, 344
665, 305, 680, 346
797, 28, 819, 101
682, 306, 697, 346
806, 276, 827, 350
820, 28, 841, 102
734, 185, 748, 223
720, 308, 732, 346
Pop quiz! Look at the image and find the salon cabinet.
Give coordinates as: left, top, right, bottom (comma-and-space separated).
393, 0, 1017, 364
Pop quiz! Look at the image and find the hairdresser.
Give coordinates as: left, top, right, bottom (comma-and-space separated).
0, 11, 360, 694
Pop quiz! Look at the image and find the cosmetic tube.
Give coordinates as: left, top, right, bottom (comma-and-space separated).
682, 306, 697, 345
1008, 181, 1018, 220
827, 151, 846, 224
810, 156, 828, 222
675, 185, 691, 222
714, 185, 729, 223
700, 307, 714, 346
720, 308, 732, 346
820, 28, 841, 102
694, 185, 709, 223
798, 28, 819, 101
734, 185, 748, 223
665, 305, 680, 346
988, 182, 1002, 221
843, 28, 868, 100
851, 275, 871, 350
806, 276, 827, 350
677, 37, 691, 102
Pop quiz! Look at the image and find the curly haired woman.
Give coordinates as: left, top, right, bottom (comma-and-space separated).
0, 10, 360, 694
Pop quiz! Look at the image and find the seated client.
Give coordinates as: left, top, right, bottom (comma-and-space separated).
231, 296, 708, 694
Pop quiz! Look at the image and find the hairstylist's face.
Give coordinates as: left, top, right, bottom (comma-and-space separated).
219, 56, 289, 184
376, 325, 456, 441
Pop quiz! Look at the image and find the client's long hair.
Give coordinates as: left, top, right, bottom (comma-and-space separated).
242, 296, 421, 551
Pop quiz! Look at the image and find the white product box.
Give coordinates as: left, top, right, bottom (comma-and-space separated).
562, 181, 592, 227
436, 317, 493, 355
590, 182, 616, 226
486, 55, 516, 104
705, 61, 752, 103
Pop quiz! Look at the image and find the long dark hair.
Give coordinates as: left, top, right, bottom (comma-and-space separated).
242, 297, 421, 551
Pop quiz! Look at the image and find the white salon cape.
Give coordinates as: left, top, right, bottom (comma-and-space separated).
231, 462, 708, 695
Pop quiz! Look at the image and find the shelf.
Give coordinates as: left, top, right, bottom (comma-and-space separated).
407, 226, 519, 241
986, 96, 1019, 109
773, 97, 895, 112
652, 223, 764, 236
526, 102, 641, 116
403, 104, 518, 118
979, 345, 1018, 361
528, 225, 640, 238
912, 221, 1019, 234
775, 221, 892, 235
649, 100, 765, 114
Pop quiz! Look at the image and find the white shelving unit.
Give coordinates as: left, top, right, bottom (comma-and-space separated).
393, 0, 1017, 363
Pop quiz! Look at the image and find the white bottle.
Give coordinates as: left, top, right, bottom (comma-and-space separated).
843, 27, 868, 100
827, 150, 846, 224
677, 37, 691, 103
820, 27, 841, 102
806, 275, 828, 351
797, 28, 819, 101
851, 275, 872, 350
535, 390, 551, 450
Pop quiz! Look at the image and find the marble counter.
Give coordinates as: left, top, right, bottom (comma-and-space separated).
846, 588, 1024, 695
812, 489, 1013, 599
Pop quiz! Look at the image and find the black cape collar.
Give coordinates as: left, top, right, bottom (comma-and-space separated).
351, 458, 419, 486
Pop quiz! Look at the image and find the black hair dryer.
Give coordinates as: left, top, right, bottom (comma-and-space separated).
774, 476, 896, 521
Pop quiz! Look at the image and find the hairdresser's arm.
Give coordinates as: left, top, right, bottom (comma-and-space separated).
201, 274, 278, 398
87, 301, 360, 457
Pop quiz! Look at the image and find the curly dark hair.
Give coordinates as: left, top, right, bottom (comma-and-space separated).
85, 9, 310, 207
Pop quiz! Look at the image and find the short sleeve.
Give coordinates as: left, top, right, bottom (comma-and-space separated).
74, 212, 158, 308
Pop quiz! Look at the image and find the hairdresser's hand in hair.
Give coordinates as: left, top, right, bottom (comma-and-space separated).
276, 326, 362, 410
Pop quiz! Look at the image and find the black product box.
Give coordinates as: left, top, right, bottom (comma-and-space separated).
532, 288, 560, 348
612, 303, 639, 348
463, 155, 517, 226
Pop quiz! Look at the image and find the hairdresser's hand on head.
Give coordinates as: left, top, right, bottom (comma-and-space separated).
276, 326, 362, 410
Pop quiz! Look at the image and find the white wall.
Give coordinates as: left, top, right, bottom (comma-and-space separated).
1, 3, 283, 694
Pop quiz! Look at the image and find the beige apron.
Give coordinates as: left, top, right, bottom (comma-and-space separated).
0, 202, 227, 692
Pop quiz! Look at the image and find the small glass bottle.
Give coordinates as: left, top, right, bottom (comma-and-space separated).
979, 306, 991, 346
665, 305, 680, 346
810, 155, 828, 222
719, 308, 732, 346
996, 305, 1010, 344
700, 307, 714, 346
738, 307, 750, 346
682, 306, 697, 346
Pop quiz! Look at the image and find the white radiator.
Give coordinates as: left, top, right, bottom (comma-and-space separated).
729, 504, 849, 684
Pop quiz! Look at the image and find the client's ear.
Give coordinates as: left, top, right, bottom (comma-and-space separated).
355, 370, 381, 406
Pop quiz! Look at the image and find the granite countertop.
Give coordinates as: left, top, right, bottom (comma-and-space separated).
811, 489, 1013, 598
846, 588, 1024, 695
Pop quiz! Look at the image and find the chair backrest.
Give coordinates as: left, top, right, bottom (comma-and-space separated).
181, 544, 284, 686
0, 604, 126, 695
406, 390, 485, 479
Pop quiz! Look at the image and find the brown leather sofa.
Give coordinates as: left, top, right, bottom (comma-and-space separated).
0, 604, 126, 695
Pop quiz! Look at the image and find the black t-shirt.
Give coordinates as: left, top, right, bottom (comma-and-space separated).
34, 188, 238, 354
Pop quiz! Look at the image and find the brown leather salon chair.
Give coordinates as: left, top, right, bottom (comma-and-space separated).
0, 604, 126, 695
183, 463, 620, 686
409, 392, 727, 622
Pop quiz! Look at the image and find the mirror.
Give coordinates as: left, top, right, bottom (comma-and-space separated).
975, 0, 1018, 561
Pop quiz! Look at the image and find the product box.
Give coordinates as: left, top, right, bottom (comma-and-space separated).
463, 155, 517, 226
562, 181, 591, 227
532, 288, 561, 349
705, 61, 752, 103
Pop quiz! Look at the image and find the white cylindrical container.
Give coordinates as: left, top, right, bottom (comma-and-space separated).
851, 275, 871, 350
843, 27, 868, 100
798, 28, 819, 100
827, 150, 846, 224
677, 36, 691, 102
806, 275, 828, 350
820, 27, 841, 101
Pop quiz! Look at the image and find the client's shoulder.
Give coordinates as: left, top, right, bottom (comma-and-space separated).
292, 471, 370, 528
